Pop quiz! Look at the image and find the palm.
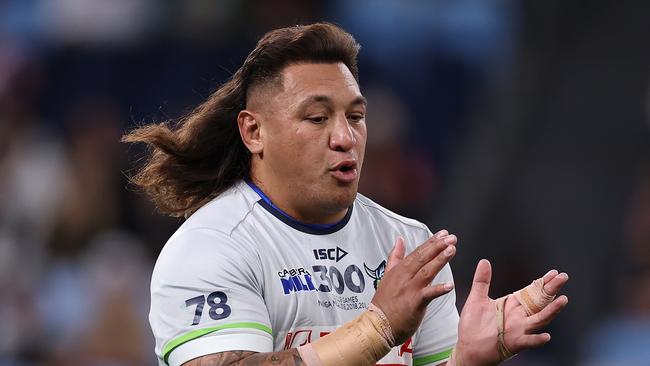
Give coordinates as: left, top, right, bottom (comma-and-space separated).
456, 282, 500, 365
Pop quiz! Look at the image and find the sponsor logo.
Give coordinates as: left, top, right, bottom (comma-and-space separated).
278, 264, 367, 296
278, 267, 317, 295
313, 246, 348, 262
364, 260, 386, 290
283, 329, 314, 348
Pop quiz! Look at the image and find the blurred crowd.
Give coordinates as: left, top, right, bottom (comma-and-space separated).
1, 1, 649, 365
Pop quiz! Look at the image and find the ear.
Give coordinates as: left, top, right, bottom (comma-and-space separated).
237, 110, 263, 154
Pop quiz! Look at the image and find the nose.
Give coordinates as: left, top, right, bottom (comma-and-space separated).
329, 114, 355, 152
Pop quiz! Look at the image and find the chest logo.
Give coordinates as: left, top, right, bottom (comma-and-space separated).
313, 246, 348, 262
364, 260, 386, 290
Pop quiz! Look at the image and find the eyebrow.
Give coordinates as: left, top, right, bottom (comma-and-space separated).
296, 94, 368, 113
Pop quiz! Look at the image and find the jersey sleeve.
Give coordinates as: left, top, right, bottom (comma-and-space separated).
412, 226, 459, 366
150, 228, 273, 366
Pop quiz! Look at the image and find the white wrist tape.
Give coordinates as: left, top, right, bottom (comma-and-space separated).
297, 303, 395, 366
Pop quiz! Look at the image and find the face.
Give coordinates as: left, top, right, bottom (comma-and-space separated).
242, 62, 367, 224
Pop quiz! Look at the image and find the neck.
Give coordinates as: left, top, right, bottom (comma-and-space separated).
246, 175, 348, 226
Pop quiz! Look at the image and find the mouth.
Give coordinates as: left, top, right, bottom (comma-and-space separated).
330, 160, 359, 184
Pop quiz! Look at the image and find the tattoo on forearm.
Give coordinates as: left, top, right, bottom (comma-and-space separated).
237, 350, 304, 366
188, 349, 304, 366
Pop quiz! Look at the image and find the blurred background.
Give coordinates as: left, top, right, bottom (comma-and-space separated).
1, 0, 649, 365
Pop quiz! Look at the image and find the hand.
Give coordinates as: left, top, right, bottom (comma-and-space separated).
371, 230, 457, 345
454, 260, 569, 366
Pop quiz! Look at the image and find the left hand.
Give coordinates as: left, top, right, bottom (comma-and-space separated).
454, 259, 569, 366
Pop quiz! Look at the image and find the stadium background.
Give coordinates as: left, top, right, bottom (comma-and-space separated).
1, 1, 649, 365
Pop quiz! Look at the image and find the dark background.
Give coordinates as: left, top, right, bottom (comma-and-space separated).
1, 1, 649, 365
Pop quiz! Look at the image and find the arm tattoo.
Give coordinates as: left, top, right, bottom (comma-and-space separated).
185, 349, 305, 366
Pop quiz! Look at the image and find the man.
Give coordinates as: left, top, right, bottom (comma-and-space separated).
124, 23, 569, 366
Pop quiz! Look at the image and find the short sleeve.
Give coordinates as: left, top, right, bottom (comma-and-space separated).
412, 226, 459, 366
149, 228, 273, 366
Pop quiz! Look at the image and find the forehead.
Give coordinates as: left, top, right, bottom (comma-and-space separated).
278, 62, 362, 103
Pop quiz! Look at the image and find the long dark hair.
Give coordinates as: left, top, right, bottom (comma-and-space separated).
123, 23, 360, 217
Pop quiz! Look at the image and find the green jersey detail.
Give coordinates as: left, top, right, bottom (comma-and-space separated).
163, 322, 272, 363
413, 347, 454, 366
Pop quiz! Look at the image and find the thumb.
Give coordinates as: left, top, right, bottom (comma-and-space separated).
386, 236, 405, 271
468, 259, 492, 301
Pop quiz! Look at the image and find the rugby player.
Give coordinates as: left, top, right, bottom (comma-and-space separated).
124, 23, 569, 366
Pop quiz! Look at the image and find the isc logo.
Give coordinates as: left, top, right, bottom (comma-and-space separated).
313, 246, 348, 262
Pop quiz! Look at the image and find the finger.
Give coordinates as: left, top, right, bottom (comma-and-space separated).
527, 295, 569, 331
403, 232, 456, 277
467, 259, 492, 301
433, 229, 449, 238
514, 333, 551, 350
403, 233, 456, 275
542, 269, 559, 284
542, 272, 569, 296
419, 281, 454, 305
386, 237, 406, 271
414, 243, 456, 285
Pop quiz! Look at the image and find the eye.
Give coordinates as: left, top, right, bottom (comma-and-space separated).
348, 113, 365, 123
307, 116, 327, 124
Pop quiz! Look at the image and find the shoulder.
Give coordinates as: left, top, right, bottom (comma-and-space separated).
153, 182, 262, 281
179, 181, 258, 236
354, 193, 431, 235
152, 227, 258, 285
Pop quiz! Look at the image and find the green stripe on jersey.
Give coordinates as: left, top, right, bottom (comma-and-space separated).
162, 322, 272, 363
413, 347, 454, 366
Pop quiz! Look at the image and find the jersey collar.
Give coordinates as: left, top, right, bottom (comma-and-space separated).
244, 179, 353, 235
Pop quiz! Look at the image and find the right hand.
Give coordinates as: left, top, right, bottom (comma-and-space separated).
454, 260, 569, 366
371, 230, 457, 345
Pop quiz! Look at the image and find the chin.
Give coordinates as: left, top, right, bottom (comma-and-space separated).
327, 184, 358, 210
307, 179, 359, 216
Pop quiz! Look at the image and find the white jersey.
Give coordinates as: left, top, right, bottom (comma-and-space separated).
150, 180, 458, 366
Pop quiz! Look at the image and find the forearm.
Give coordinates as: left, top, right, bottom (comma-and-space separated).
183, 349, 304, 366
182, 305, 392, 366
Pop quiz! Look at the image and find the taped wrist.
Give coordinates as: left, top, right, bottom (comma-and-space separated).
297, 303, 395, 366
